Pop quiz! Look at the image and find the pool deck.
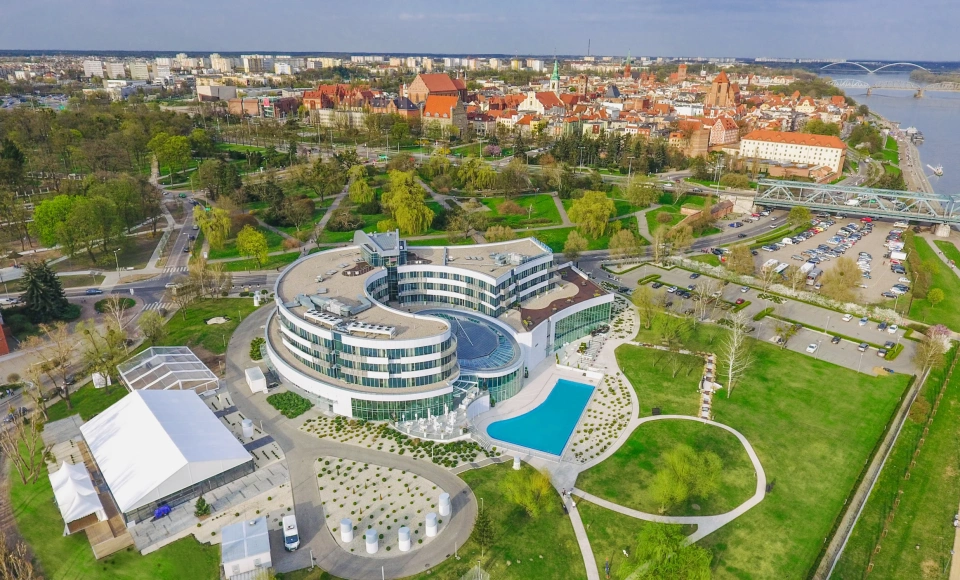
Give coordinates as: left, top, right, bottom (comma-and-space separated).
473, 360, 604, 462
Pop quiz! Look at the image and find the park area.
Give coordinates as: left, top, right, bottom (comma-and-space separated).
909, 236, 960, 330
618, 323, 912, 578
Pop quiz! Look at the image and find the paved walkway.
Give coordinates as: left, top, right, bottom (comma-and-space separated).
572, 415, 766, 544
550, 192, 573, 226
224, 306, 478, 579
314, 179, 352, 233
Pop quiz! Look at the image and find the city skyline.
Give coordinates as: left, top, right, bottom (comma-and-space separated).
0, 0, 953, 61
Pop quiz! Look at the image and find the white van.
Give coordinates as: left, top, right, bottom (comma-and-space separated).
282, 515, 300, 551
893, 221, 909, 228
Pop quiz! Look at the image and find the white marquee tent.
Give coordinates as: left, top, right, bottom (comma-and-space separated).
49, 461, 107, 534
80, 390, 253, 519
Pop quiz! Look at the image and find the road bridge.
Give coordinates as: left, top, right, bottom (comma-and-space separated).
754, 179, 960, 228
827, 77, 960, 97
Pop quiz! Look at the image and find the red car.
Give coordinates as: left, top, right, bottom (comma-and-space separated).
735, 298, 745, 305
861, 217, 873, 222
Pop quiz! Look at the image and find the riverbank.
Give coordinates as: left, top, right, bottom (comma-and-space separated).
870, 113, 936, 194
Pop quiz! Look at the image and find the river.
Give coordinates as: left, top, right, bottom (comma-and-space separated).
822, 72, 960, 195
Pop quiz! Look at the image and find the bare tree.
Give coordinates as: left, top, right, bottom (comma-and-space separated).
759, 266, 780, 295
720, 311, 754, 398
169, 276, 200, 319
138, 310, 167, 345
693, 279, 722, 321
22, 328, 73, 409
632, 285, 660, 330
188, 256, 212, 298
786, 265, 807, 291
913, 334, 947, 376
651, 226, 670, 264
208, 262, 232, 298
102, 294, 132, 332
75, 320, 127, 394
0, 530, 41, 580
0, 407, 47, 485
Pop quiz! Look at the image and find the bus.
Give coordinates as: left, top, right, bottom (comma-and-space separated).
806, 268, 823, 286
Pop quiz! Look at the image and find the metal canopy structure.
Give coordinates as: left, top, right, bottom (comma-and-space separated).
117, 346, 219, 394
754, 179, 960, 224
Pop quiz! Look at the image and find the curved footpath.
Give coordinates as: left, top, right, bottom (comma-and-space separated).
224, 306, 478, 579
572, 415, 767, 544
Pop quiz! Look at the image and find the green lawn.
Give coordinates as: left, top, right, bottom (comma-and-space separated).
6, 273, 107, 293
620, 325, 912, 579
399, 462, 586, 580
46, 381, 129, 422
531, 218, 642, 253
220, 251, 302, 272
577, 419, 756, 517
51, 233, 163, 273
691, 254, 721, 267
577, 500, 694, 579
482, 194, 562, 228
909, 236, 960, 329
317, 208, 391, 244
10, 458, 220, 579
452, 142, 514, 159
934, 239, 960, 266
405, 236, 477, 247
216, 142, 267, 153
833, 349, 958, 579
206, 227, 285, 260
159, 298, 264, 354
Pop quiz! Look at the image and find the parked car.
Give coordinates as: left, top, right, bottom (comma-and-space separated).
858, 342, 869, 352
85, 288, 103, 295
878, 348, 888, 358
737, 233, 748, 238
806, 343, 818, 353
666, 286, 678, 293
881, 291, 897, 299
842, 314, 853, 322
735, 298, 745, 305
831, 336, 842, 344
878, 322, 888, 332
651, 282, 663, 289
888, 324, 899, 334
690, 273, 700, 279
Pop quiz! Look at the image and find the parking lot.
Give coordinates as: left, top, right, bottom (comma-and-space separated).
751, 214, 908, 304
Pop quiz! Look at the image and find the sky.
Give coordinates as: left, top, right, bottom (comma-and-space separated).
0, 0, 955, 61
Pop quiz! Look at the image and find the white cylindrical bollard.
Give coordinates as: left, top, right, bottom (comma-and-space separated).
340, 518, 353, 542
425, 512, 438, 537
398, 526, 411, 552
513, 455, 521, 470
241, 419, 254, 439
438, 492, 451, 517
365, 529, 378, 554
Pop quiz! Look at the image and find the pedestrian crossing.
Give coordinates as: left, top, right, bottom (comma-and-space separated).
142, 302, 174, 312
163, 266, 188, 274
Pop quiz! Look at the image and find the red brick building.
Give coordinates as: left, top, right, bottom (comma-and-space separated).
406, 73, 467, 104
709, 117, 740, 146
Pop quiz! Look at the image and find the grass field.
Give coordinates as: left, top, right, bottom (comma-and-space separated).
45, 381, 129, 422
620, 324, 912, 579
531, 217, 643, 253
405, 236, 477, 247
691, 253, 722, 267
10, 460, 220, 579
833, 349, 958, 579
934, 239, 960, 266
206, 226, 285, 260
317, 208, 391, 244
577, 500, 694, 579
396, 462, 585, 580
274, 197, 335, 236
220, 251, 302, 272
909, 236, 960, 330
483, 194, 562, 228
51, 233, 163, 273
451, 142, 514, 159
577, 419, 756, 517
159, 298, 264, 354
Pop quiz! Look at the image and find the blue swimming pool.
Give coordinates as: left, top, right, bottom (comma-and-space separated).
486, 379, 595, 456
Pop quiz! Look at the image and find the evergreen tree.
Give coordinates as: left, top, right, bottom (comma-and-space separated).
21, 261, 69, 322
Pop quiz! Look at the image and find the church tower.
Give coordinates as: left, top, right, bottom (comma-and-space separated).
623, 51, 632, 79
549, 59, 561, 95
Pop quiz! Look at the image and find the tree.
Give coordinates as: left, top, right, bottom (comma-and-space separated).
802, 118, 841, 137
196, 159, 241, 202
472, 506, 495, 551
720, 311, 754, 398
623, 175, 662, 208
30, 194, 77, 247
139, 310, 167, 344
284, 197, 316, 233
169, 276, 200, 319
668, 224, 694, 255
102, 294, 132, 338
727, 244, 755, 276
0, 530, 41, 580
20, 261, 69, 322
913, 332, 947, 375
194, 495, 212, 517
563, 230, 588, 261
650, 444, 722, 511
237, 225, 269, 268
609, 229, 640, 258
820, 256, 861, 303
568, 191, 615, 238
632, 285, 659, 329
380, 171, 434, 235
651, 311, 692, 349
651, 226, 670, 264
692, 279, 721, 321
194, 206, 231, 250
719, 173, 750, 189
787, 206, 812, 227
348, 177, 375, 205
484, 225, 516, 242
0, 138, 26, 186
928, 287, 945, 309
616, 523, 711, 580
498, 158, 530, 197
502, 467, 553, 517
0, 407, 46, 485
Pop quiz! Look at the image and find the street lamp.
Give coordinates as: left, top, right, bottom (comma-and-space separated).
112, 248, 122, 281
578, 146, 585, 174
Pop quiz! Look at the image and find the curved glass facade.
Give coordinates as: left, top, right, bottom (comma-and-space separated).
553, 303, 612, 351
350, 393, 453, 422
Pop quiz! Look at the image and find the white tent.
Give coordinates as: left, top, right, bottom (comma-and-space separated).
80, 390, 253, 518
221, 516, 272, 579
49, 461, 106, 534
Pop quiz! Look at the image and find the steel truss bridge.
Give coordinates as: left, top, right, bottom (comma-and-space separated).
828, 78, 960, 97
755, 179, 960, 224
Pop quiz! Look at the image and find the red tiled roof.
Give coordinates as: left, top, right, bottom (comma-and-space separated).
743, 129, 845, 150
716, 117, 738, 130
423, 95, 460, 118
535, 92, 563, 108
713, 70, 730, 84
417, 73, 461, 93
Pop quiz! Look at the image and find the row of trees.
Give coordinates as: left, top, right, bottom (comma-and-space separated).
30, 173, 164, 261
548, 132, 688, 175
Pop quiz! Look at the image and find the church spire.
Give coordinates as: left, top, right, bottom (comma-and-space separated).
551, 59, 560, 81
